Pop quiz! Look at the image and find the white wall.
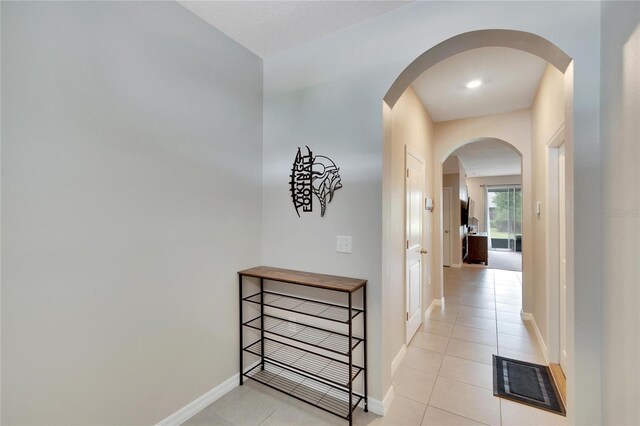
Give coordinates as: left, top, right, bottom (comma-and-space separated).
600, 2, 640, 424
466, 175, 522, 233
387, 86, 435, 366
1, 2, 263, 424
262, 3, 601, 422
530, 64, 565, 345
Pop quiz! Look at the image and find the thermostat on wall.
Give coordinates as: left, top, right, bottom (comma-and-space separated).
425, 197, 434, 212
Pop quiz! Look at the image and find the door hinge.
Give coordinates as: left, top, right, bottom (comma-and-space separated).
406, 312, 409, 321
406, 169, 409, 178
406, 240, 409, 249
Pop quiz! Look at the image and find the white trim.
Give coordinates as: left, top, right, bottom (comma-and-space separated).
158, 359, 388, 424
366, 384, 394, 416
405, 144, 426, 345
435, 297, 445, 306
391, 344, 407, 378
451, 263, 462, 268
521, 311, 548, 364
424, 298, 439, 322
405, 144, 425, 164
157, 362, 259, 426
545, 121, 566, 148
545, 146, 561, 364
442, 187, 453, 267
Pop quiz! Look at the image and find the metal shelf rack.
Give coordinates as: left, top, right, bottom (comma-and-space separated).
238, 266, 368, 425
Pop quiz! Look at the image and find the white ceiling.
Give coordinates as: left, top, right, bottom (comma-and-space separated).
179, 1, 411, 58
449, 139, 521, 177
411, 47, 548, 122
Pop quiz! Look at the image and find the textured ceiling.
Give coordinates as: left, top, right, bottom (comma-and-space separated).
179, 1, 411, 58
449, 139, 521, 177
412, 47, 548, 122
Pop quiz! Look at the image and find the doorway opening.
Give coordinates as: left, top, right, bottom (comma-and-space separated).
440, 139, 523, 273
545, 125, 568, 401
442, 187, 452, 267
486, 185, 522, 252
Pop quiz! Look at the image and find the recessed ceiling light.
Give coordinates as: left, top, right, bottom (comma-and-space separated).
466, 79, 482, 89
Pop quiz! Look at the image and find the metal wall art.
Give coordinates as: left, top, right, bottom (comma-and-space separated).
289, 146, 342, 217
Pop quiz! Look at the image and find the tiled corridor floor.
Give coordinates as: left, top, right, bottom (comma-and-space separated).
185, 267, 566, 426
381, 266, 566, 425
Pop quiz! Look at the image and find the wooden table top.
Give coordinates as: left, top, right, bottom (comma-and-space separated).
238, 266, 367, 293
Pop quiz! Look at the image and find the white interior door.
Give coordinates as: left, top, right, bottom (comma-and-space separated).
406, 149, 424, 343
442, 188, 451, 267
559, 143, 568, 370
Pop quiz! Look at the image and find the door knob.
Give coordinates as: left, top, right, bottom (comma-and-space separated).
420, 249, 428, 254
445, 230, 449, 233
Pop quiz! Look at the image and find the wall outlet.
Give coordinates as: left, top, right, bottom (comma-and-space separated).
336, 236, 352, 253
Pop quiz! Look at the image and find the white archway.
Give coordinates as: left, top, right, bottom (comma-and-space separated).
439, 136, 524, 278
384, 29, 571, 108
381, 29, 575, 420
432, 110, 532, 314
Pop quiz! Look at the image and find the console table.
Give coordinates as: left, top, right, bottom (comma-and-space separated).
238, 266, 368, 425
467, 233, 489, 265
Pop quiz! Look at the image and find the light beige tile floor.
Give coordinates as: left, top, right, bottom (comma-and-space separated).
184, 267, 565, 426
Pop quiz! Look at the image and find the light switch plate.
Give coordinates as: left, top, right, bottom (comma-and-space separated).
336, 236, 352, 253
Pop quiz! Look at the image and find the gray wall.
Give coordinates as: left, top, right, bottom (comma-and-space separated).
600, 2, 640, 424
1, 2, 262, 424
262, 1, 602, 422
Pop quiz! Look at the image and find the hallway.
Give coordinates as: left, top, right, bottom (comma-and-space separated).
383, 267, 565, 425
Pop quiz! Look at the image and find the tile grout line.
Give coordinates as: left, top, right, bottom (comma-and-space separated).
421, 269, 498, 425
257, 407, 279, 426
420, 270, 464, 423
426, 406, 492, 426
492, 271, 505, 426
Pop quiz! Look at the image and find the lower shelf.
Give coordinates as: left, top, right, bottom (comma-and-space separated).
243, 361, 363, 420
244, 338, 363, 388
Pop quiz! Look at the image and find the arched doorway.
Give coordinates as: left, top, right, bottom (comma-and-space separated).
440, 137, 524, 270
381, 28, 574, 420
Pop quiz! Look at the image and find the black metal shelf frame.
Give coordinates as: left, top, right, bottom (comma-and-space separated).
238, 272, 367, 426
243, 314, 363, 356
243, 338, 364, 388
243, 362, 364, 420
243, 291, 363, 323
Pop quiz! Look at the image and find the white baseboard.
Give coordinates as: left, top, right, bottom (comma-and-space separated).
390, 344, 406, 378
521, 311, 548, 364
451, 263, 462, 268
159, 359, 389, 423
424, 298, 444, 323
157, 362, 259, 426
520, 311, 533, 321
366, 384, 394, 416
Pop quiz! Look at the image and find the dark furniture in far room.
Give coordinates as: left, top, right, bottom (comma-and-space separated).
467, 232, 489, 265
